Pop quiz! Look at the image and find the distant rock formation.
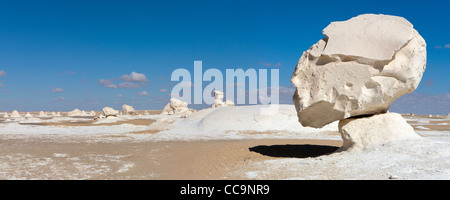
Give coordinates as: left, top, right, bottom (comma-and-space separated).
211, 90, 235, 108
102, 107, 119, 117
51, 112, 62, 117
68, 109, 82, 117
122, 104, 135, 115
10, 110, 21, 118
162, 98, 194, 115
25, 112, 33, 118
89, 111, 96, 116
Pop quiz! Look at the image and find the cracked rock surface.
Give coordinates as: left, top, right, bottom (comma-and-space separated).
291, 14, 426, 128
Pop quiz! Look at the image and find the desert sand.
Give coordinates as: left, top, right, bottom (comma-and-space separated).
0, 106, 449, 180
0, 135, 341, 180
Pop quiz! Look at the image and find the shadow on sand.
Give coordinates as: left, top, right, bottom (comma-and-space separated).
249, 144, 339, 158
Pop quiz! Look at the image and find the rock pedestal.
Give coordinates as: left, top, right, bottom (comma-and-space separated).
338, 113, 420, 152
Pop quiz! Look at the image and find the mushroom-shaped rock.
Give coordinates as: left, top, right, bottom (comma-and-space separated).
291, 14, 426, 128
39, 111, 49, 118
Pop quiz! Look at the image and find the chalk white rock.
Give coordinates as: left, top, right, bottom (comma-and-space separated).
122, 104, 135, 115
51, 112, 62, 117
89, 111, 96, 116
161, 98, 192, 115
224, 99, 235, 106
39, 111, 49, 118
25, 112, 33, 118
3, 112, 9, 118
10, 110, 21, 118
291, 14, 426, 128
81, 110, 89, 116
68, 109, 82, 117
211, 90, 235, 108
338, 112, 420, 152
102, 107, 119, 117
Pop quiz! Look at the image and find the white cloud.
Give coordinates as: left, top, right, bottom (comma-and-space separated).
120, 72, 148, 82
117, 94, 123, 98
0, 70, 6, 77
118, 82, 140, 88
54, 96, 65, 101
257, 61, 282, 67
99, 72, 148, 89
435, 44, 450, 49
0, 83, 4, 88
138, 91, 150, 96
51, 87, 64, 93
160, 88, 168, 92
99, 79, 117, 88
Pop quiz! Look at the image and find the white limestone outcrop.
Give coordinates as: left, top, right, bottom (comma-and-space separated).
338, 113, 420, 152
211, 90, 235, 108
161, 98, 194, 115
291, 14, 426, 128
67, 109, 82, 117
122, 104, 135, 115
102, 107, 119, 117
10, 110, 21, 118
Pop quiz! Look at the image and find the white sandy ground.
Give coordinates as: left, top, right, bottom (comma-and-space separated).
0, 105, 449, 179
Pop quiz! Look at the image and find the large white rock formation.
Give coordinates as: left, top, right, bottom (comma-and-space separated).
291, 14, 426, 128
211, 90, 235, 108
161, 98, 193, 115
122, 104, 135, 115
338, 113, 420, 152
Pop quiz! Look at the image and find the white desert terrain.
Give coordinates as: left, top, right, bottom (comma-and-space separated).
0, 14, 448, 180
0, 105, 449, 180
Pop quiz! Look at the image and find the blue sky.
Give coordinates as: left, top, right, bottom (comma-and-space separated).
0, 0, 449, 114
